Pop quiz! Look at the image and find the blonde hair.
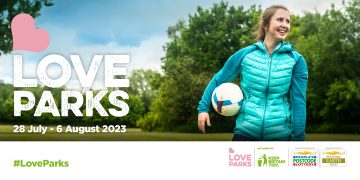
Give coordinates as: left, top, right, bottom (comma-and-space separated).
256, 5, 290, 41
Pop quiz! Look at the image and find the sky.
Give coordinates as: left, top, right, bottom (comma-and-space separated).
0, 0, 344, 89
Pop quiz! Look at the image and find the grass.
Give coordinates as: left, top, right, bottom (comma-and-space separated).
0, 125, 359, 141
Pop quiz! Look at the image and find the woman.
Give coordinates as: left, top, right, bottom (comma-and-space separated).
197, 5, 308, 141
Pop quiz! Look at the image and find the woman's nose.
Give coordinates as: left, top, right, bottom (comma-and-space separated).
281, 23, 290, 29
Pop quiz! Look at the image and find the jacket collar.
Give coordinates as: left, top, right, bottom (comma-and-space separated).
254, 41, 294, 54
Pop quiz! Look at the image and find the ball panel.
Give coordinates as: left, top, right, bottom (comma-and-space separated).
211, 83, 244, 116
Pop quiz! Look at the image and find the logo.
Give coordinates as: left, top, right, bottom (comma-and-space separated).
257, 154, 267, 167
292, 150, 318, 167
11, 13, 50, 52
257, 154, 286, 167
321, 149, 347, 167
228, 147, 252, 167
256, 147, 287, 167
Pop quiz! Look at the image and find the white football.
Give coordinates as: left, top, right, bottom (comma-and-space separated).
211, 83, 243, 116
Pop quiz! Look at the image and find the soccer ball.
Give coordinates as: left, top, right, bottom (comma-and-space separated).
211, 83, 243, 116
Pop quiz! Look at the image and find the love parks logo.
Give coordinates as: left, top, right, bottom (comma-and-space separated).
228, 148, 252, 167
9, 13, 131, 119
292, 150, 318, 167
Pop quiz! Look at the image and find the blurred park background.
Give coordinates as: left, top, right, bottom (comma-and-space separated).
0, 0, 360, 140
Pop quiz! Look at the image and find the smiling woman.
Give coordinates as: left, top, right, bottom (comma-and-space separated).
198, 5, 309, 141
257, 6, 291, 55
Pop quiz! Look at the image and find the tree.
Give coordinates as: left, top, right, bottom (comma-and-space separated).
83, 90, 145, 127
140, 2, 262, 132
294, 0, 360, 132
0, 84, 15, 121
0, 0, 53, 55
127, 69, 162, 115
140, 0, 360, 133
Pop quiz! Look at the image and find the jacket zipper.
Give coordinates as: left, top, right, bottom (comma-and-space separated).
261, 45, 281, 140
261, 56, 272, 140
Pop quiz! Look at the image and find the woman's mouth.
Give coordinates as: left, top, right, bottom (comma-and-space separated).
278, 28, 287, 36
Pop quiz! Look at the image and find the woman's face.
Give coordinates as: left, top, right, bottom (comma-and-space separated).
265, 9, 291, 42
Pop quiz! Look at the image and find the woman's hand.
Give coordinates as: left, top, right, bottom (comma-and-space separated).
198, 112, 211, 133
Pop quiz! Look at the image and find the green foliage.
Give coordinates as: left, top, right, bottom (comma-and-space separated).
0, 84, 65, 124
0, 84, 146, 127
322, 79, 360, 123
293, 0, 360, 131
0, 0, 53, 55
139, 0, 360, 133
1, 1, 360, 133
83, 90, 145, 127
0, 84, 15, 121
0, 65, 158, 126
163, 2, 261, 74
127, 69, 162, 115
140, 2, 261, 132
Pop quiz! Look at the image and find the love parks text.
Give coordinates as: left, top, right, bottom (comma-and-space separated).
13, 54, 130, 117
229, 154, 252, 167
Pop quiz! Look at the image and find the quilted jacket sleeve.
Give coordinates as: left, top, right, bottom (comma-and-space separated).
290, 55, 308, 141
197, 45, 255, 113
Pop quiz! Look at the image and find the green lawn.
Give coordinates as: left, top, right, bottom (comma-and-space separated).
0, 125, 359, 141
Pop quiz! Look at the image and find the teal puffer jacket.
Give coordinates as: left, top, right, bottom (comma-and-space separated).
198, 41, 308, 141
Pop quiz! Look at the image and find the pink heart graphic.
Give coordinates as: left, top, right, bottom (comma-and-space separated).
11, 13, 50, 52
